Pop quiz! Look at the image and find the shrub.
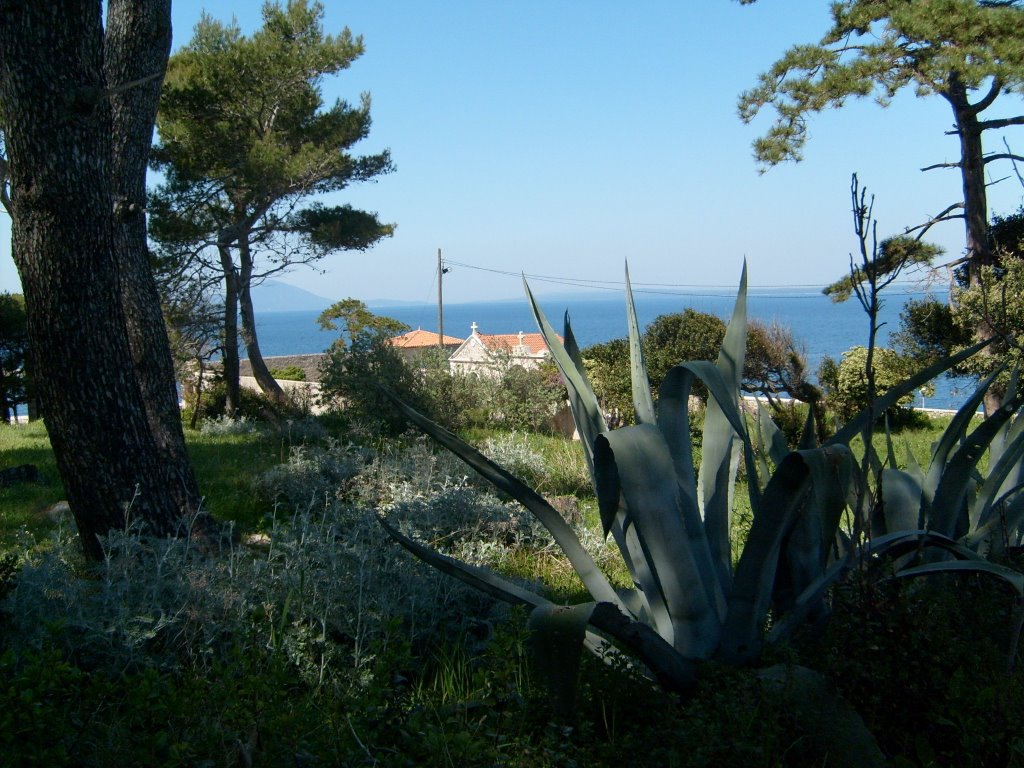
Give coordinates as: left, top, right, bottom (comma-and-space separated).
824, 345, 931, 426
268, 365, 306, 381
185, 378, 304, 424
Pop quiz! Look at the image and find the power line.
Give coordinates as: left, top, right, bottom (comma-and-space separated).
441, 258, 931, 298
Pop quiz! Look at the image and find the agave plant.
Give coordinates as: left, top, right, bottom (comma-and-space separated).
379, 264, 996, 702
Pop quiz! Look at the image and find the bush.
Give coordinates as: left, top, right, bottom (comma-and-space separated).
823, 345, 930, 426
185, 377, 304, 425
319, 334, 427, 437
267, 365, 306, 381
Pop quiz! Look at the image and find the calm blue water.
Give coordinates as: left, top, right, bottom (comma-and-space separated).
255, 288, 977, 410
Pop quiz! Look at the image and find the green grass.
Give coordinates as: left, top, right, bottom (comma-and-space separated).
0, 420, 285, 547
0, 421, 64, 540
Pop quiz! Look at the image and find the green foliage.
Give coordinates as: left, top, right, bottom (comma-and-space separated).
320, 330, 425, 436
643, 308, 725, 394
0, 292, 28, 422
892, 295, 972, 370
185, 377, 305, 423
317, 297, 409, 339
953, 260, 1024, 395
739, 0, 1024, 168
825, 345, 928, 424
582, 338, 634, 425
823, 237, 943, 303
267, 365, 306, 381
492, 362, 566, 435
808, 569, 1024, 767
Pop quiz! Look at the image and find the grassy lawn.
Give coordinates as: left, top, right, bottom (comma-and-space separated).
0, 420, 286, 547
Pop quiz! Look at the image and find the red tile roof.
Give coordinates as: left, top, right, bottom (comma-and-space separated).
476, 331, 556, 356
390, 328, 464, 349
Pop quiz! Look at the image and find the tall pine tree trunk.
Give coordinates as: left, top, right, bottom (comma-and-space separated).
238, 236, 285, 402
0, 0, 203, 558
948, 78, 1001, 414
218, 243, 242, 417
105, 0, 203, 511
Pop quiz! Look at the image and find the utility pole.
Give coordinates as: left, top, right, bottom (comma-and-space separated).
437, 248, 444, 348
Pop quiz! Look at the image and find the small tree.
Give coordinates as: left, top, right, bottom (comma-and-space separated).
151, 0, 395, 415
318, 299, 415, 435
583, 338, 634, 426
823, 345, 923, 424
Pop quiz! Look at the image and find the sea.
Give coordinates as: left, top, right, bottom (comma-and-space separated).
254, 287, 977, 411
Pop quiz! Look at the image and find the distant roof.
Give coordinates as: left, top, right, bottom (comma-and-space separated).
476, 331, 555, 356
390, 328, 464, 349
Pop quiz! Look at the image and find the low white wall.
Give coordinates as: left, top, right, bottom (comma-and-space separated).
238, 376, 327, 414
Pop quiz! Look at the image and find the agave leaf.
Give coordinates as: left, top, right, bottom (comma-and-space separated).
656, 365, 699, 500
379, 515, 551, 608
923, 367, 1002, 503
904, 443, 925, 488
931, 393, 1023, 538
767, 530, 981, 643
718, 450, 813, 665
523, 278, 606, 476
773, 446, 853, 621
972, 423, 1024, 533
798, 404, 818, 450
698, 264, 749, 590
655, 366, 726, 619
995, 413, 1024, 504
379, 388, 625, 610
827, 337, 993, 450
624, 264, 656, 425
879, 467, 924, 534
757, 400, 790, 472
528, 603, 597, 720
893, 559, 1024, 597
382, 517, 699, 695
597, 426, 722, 657
966, 484, 1024, 550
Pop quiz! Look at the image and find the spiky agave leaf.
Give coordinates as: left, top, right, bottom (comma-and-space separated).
523, 277, 606, 478
595, 424, 722, 657
931, 391, 1024, 538
698, 262, 749, 592
717, 449, 814, 665
624, 263, 656, 425
380, 516, 697, 693
773, 445, 856, 618
378, 388, 626, 611
922, 367, 1001, 505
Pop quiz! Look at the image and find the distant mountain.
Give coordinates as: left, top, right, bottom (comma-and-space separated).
251, 280, 335, 312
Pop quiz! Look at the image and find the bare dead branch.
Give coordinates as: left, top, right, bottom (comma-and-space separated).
921, 161, 961, 172
982, 153, 1024, 165
903, 201, 966, 239
978, 114, 1024, 131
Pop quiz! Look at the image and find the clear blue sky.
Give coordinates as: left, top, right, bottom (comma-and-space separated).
1, 1, 1022, 304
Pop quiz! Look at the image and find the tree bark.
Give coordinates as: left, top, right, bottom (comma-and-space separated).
237, 235, 286, 402
218, 243, 242, 417
0, 0, 202, 558
947, 75, 994, 285
104, 0, 203, 514
946, 76, 1001, 414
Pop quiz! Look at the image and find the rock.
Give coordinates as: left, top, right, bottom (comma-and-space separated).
244, 532, 271, 547
0, 464, 41, 488
43, 501, 71, 524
